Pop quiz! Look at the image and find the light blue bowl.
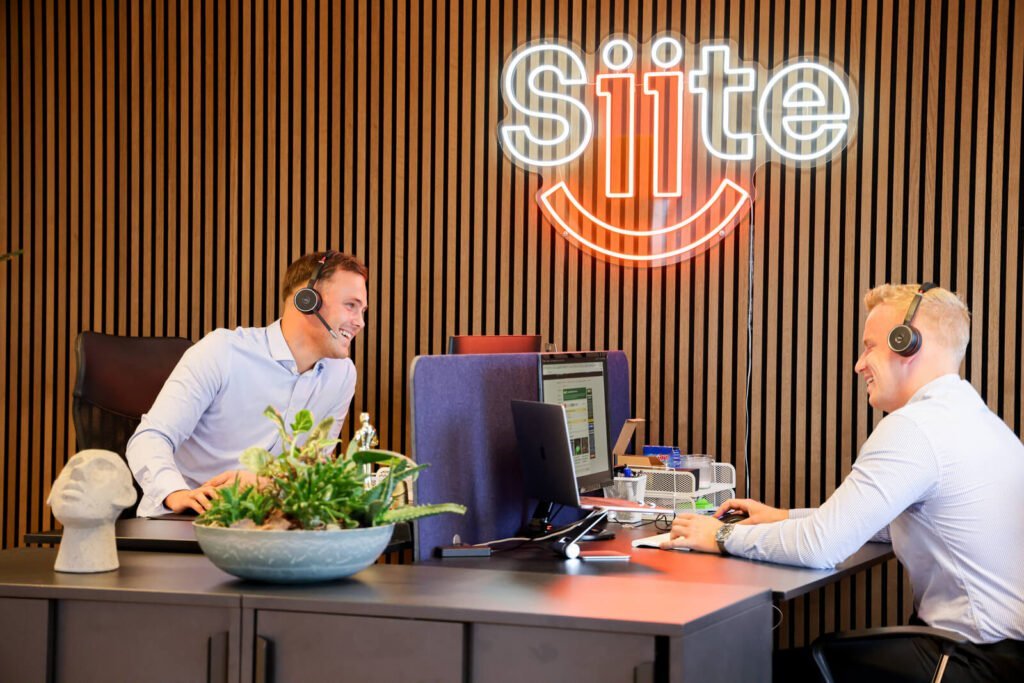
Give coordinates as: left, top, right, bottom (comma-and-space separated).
193, 522, 395, 583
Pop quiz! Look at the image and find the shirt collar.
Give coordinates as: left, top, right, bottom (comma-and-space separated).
906, 373, 961, 405
266, 320, 325, 375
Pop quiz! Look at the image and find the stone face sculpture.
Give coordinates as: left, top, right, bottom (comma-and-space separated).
47, 449, 137, 573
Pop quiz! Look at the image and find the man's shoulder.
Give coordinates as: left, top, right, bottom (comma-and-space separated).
196, 325, 266, 349
188, 326, 269, 364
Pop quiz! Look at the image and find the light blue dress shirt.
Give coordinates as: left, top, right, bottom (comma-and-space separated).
126, 320, 357, 517
727, 374, 1024, 643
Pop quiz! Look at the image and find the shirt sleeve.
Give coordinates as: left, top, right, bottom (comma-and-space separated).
725, 413, 939, 568
126, 332, 230, 516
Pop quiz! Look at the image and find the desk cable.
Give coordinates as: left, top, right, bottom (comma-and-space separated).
470, 508, 599, 549
741, 170, 763, 501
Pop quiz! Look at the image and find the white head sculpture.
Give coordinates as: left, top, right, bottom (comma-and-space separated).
47, 449, 137, 573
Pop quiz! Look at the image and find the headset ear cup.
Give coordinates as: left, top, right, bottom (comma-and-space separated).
293, 287, 322, 315
888, 324, 921, 357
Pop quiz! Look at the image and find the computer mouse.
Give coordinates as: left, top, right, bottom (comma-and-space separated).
718, 511, 749, 524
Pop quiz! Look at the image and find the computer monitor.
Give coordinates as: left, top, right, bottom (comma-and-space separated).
538, 352, 614, 495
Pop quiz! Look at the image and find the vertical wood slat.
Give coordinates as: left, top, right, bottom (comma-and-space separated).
2, 0, 1022, 648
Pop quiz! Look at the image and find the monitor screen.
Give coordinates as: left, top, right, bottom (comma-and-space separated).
538, 353, 613, 494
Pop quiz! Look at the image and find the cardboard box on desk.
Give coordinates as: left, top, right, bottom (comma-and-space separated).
611, 418, 665, 469
617, 455, 666, 468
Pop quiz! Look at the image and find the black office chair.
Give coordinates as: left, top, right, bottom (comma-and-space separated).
71, 331, 193, 518
447, 334, 544, 354
812, 625, 970, 683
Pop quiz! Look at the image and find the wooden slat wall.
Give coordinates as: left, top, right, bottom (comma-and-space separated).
1, 0, 1021, 647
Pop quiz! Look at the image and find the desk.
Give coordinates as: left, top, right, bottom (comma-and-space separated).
429, 524, 894, 602
24, 518, 413, 558
0, 548, 771, 682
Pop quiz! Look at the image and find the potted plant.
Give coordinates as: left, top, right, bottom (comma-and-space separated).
194, 407, 465, 582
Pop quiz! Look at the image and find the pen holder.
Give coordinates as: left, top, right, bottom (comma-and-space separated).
602, 474, 647, 523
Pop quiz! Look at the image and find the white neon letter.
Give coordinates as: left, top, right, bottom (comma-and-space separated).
757, 62, 851, 162
688, 45, 756, 161
596, 73, 635, 198
498, 44, 593, 168
643, 71, 684, 197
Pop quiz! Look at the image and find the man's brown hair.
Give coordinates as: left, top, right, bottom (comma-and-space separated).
281, 251, 368, 301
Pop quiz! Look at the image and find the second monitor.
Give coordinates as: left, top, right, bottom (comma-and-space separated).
538, 352, 615, 495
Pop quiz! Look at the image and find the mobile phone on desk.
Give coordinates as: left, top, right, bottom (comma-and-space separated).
579, 549, 631, 562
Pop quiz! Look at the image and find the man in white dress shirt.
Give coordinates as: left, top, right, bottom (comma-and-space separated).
127, 251, 368, 517
666, 283, 1024, 680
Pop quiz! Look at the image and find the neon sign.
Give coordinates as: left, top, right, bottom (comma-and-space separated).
498, 34, 857, 266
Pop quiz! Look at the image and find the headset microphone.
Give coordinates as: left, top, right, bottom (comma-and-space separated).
888, 282, 937, 357
293, 251, 339, 340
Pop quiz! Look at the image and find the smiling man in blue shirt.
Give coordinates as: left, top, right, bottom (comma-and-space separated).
667, 283, 1024, 680
127, 250, 368, 517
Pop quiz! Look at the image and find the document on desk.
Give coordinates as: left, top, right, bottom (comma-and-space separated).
631, 532, 690, 551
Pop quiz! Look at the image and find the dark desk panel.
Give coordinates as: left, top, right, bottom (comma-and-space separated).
0, 548, 773, 683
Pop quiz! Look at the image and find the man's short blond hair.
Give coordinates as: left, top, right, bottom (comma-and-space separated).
864, 284, 970, 361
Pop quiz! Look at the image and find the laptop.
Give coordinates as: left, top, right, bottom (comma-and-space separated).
511, 400, 673, 515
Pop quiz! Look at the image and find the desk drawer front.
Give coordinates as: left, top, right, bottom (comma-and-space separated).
255, 611, 463, 682
472, 623, 654, 683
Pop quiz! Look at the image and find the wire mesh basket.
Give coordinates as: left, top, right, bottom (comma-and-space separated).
634, 463, 737, 517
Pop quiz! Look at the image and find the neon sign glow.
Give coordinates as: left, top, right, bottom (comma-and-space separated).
498, 34, 858, 266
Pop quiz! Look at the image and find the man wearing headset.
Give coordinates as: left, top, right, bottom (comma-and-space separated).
126, 251, 368, 517
666, 283, 1024, 680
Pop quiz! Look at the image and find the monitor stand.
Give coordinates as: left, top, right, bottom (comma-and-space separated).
521, 502, 615, 542
578, 516, 614, 541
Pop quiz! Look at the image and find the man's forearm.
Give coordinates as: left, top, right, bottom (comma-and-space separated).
126, 429, 190, 517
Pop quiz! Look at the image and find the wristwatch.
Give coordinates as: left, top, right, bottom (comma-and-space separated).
715, 522, 737, 555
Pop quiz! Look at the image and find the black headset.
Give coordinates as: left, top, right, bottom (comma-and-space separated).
293, 251, 339, 339
887, 282, 937, 357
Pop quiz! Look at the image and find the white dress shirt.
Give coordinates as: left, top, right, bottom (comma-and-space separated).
126, 320, 357, 517
726, 374, 1024, 643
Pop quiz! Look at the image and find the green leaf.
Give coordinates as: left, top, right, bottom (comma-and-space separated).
379, 503, 467, 524
239, 447, 272, 473
290, 410, 314, 434
351, 449, 404, 465
307, 416, 336, 444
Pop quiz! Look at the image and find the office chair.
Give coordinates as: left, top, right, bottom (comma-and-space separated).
447, 334, 543, 354
72, 331, 193, 517
812, 625, 970, 683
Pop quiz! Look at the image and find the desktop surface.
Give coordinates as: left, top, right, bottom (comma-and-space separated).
428, 523, 895, 602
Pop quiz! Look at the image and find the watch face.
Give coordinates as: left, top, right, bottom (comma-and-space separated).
715, 522, 735, 553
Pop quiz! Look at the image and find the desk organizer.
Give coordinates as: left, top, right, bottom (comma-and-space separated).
634, 463, 737, 517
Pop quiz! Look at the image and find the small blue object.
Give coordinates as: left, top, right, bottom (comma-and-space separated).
622, 465, 633, 478
668, 448, 682, 470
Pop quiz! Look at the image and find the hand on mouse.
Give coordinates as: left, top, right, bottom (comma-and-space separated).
661, 513, 722, 553
714, 498, 789, 525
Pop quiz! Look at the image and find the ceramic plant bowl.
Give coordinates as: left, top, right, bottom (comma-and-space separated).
193, 522, 395, 583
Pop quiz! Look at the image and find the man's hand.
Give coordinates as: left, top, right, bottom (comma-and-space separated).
164, 486, 219, 514
714, 498, 789, 525
202, 470, 262, 490
662, 513, 723, 553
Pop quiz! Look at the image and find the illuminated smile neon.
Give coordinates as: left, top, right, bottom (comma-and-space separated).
539, 179, 751, 262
